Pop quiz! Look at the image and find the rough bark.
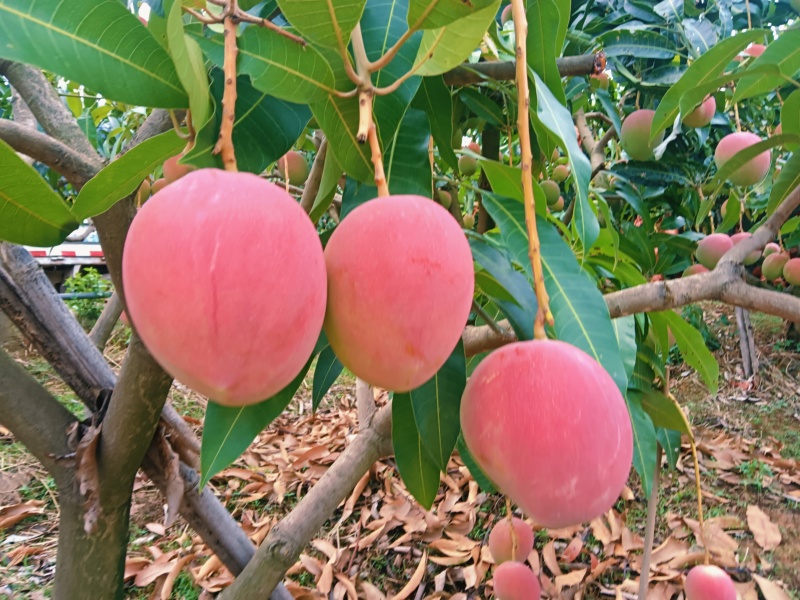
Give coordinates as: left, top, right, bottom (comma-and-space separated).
442, 54, 602, 86
89, 292, 123, 351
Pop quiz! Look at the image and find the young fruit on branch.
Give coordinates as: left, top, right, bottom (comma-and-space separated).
493, 559, 541, 600
151, 178, 168, 194
500, 4, 513, 25
163, 154, 195, 183
436, 190, 452, 209
684, 564, 736, 600
682, 97, 716, 129
714, 132, 771, 187
277, 150, 310, 186
461, 340, 633, 529
551, 164, 570, 183
540, 180, 560, 206
730, 232, 761, 265
762, 252, 790, 281
323, 195, 474, 392
783, 258, 800, 286
695, 233, 733, 269
762, 242, 780, 257
488, 517, 534, 564
682, 264, 709, 277
136, 179, 151, 205
122, 169, 327, 406
620, 109, 664, 161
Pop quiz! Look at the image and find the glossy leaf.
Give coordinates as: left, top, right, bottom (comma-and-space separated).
409, 340, 466, 471
655, 310, 719, 394
527, 0, 566, 103
733, 30, 800, 102
768, 153, 800, 215
457, 434, 496, 492
312, 345, 344, 411
657, 427, 682, 470
311, 96, 373, 182
407, 0, 498, 30
597, 29, 677, 59
309, 151, 343, 223
276, 0, 366, 48
641, 390, 691, 434
781, 90, 800, 150
72, 130, 184, 220
709, 136, 786, 200
627, 391, 658, 497
0, 139, 78, 246
0, 0, 187, 108
413, 76, 458, 171
166, 0, 211, 128
612, 315, 637, 381
383, 106, 433, 197
393, 393, 441, 509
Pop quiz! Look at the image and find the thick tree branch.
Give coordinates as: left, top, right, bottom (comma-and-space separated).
89, 292, 122, 351
219, 403, 394, 599
442, 54, 602, 86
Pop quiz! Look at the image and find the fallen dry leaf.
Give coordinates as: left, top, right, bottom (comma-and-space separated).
752, 574, 792, 600
746, 505, 781, 551
0, 500, 45, 530
390, 551, 427, 600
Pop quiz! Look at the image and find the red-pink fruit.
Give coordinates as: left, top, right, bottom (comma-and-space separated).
783, 258, 800, 285
551, 196, 564, 211
500, 4, 513, 24
552, 165, 570, 183
762, 242, 780, 257
683, 264, 709, 277
163, 155, 194, 183
323, 195, 474, 392
682, 97, 716, 128
460, 340, 633, 529
620, 109, 665, 161
466, 141, 482, 154
277, 150, 309, 186
684, 565, 736, 600
540, 180, 560, 206
488, 518, 534, 565
493, 560, 541, 600
590, 72, 610, 91
714, 132, 771, 186
695, 233, 733, 269
743, 43, 766, 58
763, 252, 790, 281
138, 15, 148, 26
122, 169, 326, 406
730, 232, 761, 265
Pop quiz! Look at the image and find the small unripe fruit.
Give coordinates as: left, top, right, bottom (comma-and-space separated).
436, 190, 452, 209
488, 518, 534, 565
277, 150, 310, 186
682, 96, 716, 129
461, 340, 633, 528
720, 199, 728, 218
323, 196, 475, 392
136, 179, 151, 205
151, 178, 168, 194
459, 155, 478, 176
620, 109, 664, 161
123, 169, 327, 406
763, 242, 780, 257
590, 72, 610, 91
493, 561, 541, 600
500, 4, 513, 24
783, 258, 800, 285
463, 213, 475, 229
163, 154, 195, 183
540, 180, 560, 206
763, 252, 790, 281
551, 196, 564, 211
683, 264, 709, 277
695, 233, 733, 269
730, 232, 761, 265
684, 565, 736, 600
552, 165, 570, 183
714, 132, 771, 187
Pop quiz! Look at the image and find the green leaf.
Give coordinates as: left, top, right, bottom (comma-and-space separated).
457, 433, 496, 492
768, 152, 800, 215
200, 356, 315, 486
709, 136, 787, 200
0, 0, 187, 108
459, 88, 505, 126
655, 310, 719, 394
384, 106, 433, 197
597, 29, 678, 59
182, 70, 311, 175
276, 0, 366, 48
657, 427, 682, 469
527, 0, 566, 103
678, 65, 780, 122
71, 130, 184, 220
650, 29, 768, 142
641, 389, 691, 434
166, 0, 211, 128
414, 1, 499, 77
413, 76, 458, 171
781, 90, 800, 151
733, 30, 800, 102
0, 139, 78, 246
310, 151, 343, 223
392, 392, 441, 509
312, 345, 344, 411
612, 315, 637, 381
311, 96, 373, 182
191, 25, 337, 104
627, 391, 658, 497
409, 340, 466, 470
407, 0, 498, 29
532, 72, 597, 250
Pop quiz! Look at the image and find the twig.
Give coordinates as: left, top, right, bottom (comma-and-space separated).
350, 23, 373, 143
212, 7, 239, 171
637, 445, 662, 599
368, 124, 388, 197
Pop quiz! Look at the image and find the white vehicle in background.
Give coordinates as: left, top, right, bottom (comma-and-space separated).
23, 221, 108, 289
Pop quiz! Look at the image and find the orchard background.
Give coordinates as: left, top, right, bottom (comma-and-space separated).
1, 0, 800, 598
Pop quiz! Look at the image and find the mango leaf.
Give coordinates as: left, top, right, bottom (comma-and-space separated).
414, 1, 499, 77
526, 0, 565, 103
309, 151, 343, 223
276, 0, 366, 48
166, 0, 211, 128
459, 88, 505, 126
409, 340, 466, 471
413, 76, 458, 171
654, 310, 719, 394
781, 90, 800, 150
657, 427, 682, 469
0, 139, 78, 246
311, 96, 373, 182
200, 351, 317, 487
71, 130, 184, 220
457, 433, 496, 492
650, 29, 768, 142
733, 30, 800, 102
678, 65, 779, 120
384, 106, 433, 197
641, 390, 691, 434
708, 136, 787, 200
612, 315, 637, 381
191, 25, 337, 104
407, 0, 498, 30
532, 72, 597, 250
479, 161, 523, 202
312, 345, 344, 411
393, 392, 441, 509
182, 70, 311, 174
597, 29, 678, 59
768, 153, 800, 215
0, 0, 187, 108
627, 391, 658, 497
481, 193, 627, 392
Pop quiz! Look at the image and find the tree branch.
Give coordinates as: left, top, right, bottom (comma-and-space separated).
89, 292, 122, 351
442, 54, 602, 87
299, 137, 328, 214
